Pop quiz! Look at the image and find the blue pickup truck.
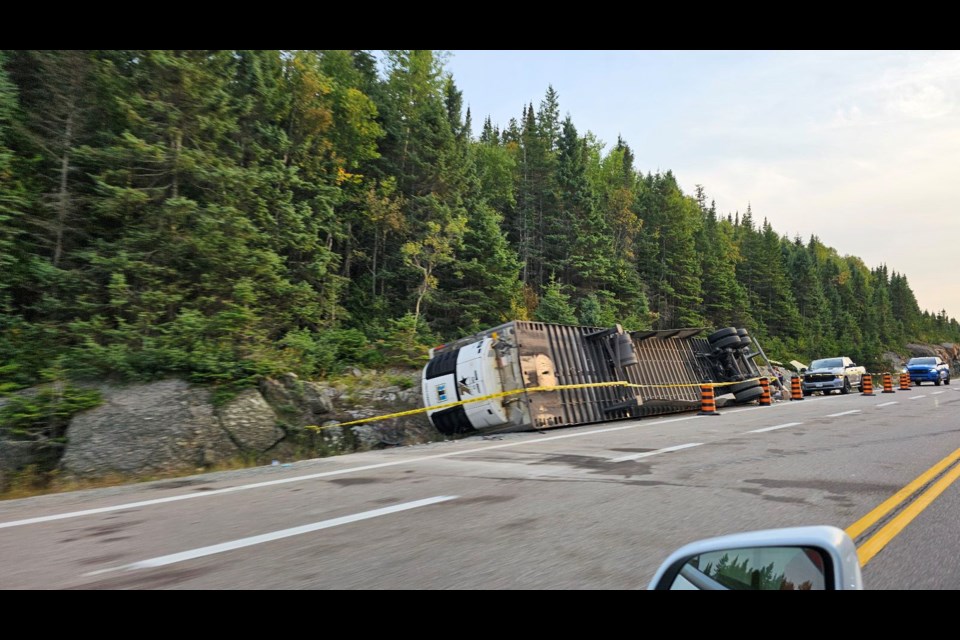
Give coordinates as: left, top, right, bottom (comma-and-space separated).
906, 356, 951, 386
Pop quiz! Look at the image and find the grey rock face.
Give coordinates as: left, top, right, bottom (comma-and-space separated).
216, 389, 284, 451
60, 380, 238, 477
300, 382, 334, 416
906, 343, 938, 357
49, 369, 438, 483
258, 375, 333, 428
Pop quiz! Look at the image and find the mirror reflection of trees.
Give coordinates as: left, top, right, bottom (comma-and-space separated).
693, 547, 823, 590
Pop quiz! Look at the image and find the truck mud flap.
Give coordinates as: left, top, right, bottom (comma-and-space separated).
429, 404, 476, 435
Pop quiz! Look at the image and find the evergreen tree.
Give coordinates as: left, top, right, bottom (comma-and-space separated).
534, 275, 577, 324
635, 172, 703, 327
695, 188, 751, 328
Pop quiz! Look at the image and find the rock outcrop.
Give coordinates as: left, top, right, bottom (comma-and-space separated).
59, 380, 239, 476
43, 368, 436, 480
216, 388, 284, 451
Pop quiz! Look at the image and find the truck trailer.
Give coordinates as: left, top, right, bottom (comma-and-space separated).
421, 321, 769, 435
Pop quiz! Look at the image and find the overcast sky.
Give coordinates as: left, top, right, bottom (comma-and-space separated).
445, 50, 960, 319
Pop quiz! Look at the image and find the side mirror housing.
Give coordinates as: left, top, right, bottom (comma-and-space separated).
648, 526, 863, 590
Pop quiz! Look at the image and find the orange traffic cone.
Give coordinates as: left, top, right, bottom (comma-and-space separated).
759, 377, 771, 406
790, 375, 804, 401
698, 384, 720, 416
899, 373, 910, 391
882, 372, 895, 394
862, 374, 875, 396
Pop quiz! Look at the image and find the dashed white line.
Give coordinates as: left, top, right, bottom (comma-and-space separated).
826, 410, 861, 417
876, 401, 899, 407
611, 442, 704, 463
747, 422, 803, 434
84, 495, 457, 576
931, 391, 946, 395
909, 395, 926, 400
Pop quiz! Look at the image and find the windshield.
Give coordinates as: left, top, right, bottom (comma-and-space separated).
810, 358, 843, 369
908, 357, 937, 366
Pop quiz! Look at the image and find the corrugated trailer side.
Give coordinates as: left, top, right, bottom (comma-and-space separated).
623, 329, 713, 416
511, 321, 643, 429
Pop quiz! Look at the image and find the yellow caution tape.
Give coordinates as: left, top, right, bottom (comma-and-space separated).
305, 377, 765, 431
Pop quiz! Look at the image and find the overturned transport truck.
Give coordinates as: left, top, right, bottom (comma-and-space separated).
421, 322, 769, 435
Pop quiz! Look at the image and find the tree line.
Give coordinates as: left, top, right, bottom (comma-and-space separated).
1, 49, 957, 393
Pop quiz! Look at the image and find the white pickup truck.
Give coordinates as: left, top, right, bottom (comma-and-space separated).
801, 357, 866, 395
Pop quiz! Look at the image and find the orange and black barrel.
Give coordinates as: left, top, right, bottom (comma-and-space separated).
790, 375, 804, 401
862, 374, 875, 396
899, 373, 911, 390
882, 372, 895, 394
759, 377, 772, 406
698, 384, 720, 416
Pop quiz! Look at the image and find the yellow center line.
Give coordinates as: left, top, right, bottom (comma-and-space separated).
854, 463, 960, 566
845, 447, 960, 540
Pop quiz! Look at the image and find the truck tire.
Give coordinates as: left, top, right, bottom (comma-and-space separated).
707, 327, 738, 343
935, 378, 942, 386
728, 380, 761, 395
946, 376, 951, 385
712, 335, 743, 350
840, 378, 851, 394
733, 386, 764, 403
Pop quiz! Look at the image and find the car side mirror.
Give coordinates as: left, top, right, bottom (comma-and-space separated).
799, 368, 807, 374
648, 526, 863, 590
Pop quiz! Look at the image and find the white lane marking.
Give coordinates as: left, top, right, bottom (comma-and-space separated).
611, 442, 704, 463
2, 412, 718, 529
931, 391, 946, 395
876, 401, 899, 407
909, 395, 926, 400
84, 496, 457, 576
826, 410, 861, 417
747, 422, 803, 433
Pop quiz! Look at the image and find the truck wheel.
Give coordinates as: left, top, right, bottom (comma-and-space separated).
733, 386, 764, 403
736, 329, 750, 347
946, 376, 951, 385
728, 380, 761, 395
712, 335, 742, 350
915, 380, 921, 386
840, 379, 851, 394
935, 378, 942, 386
707, 327, 738, 343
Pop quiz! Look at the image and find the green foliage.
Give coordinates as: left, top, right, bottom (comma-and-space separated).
0, 374, 102, 446
280, 327, 382, 376
373, 313, 435, 368
385, 374, 416, 389
535, 276, 577, 324
578, 291, 618, 327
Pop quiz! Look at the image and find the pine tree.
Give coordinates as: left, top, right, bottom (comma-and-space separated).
377, 52, 468, 326
695, 188, 751, 328
635, 172, 704, 327
534, 275, 577, 324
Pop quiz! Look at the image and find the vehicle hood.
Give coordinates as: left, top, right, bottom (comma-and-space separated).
907, 364, 938, 370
